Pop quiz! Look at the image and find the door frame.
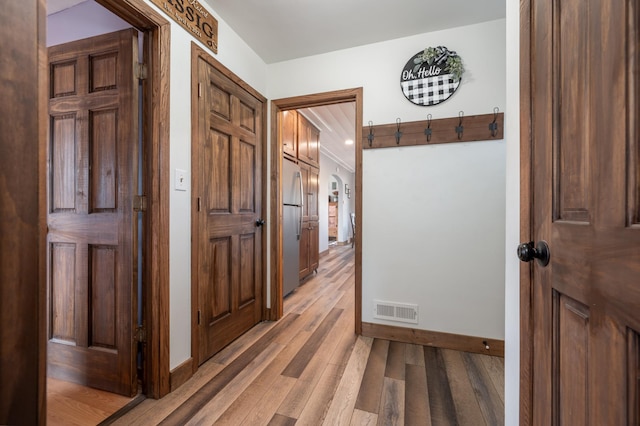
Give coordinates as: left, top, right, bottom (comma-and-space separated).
96, 0, 171, 399
58, 0, 172, 399
269, 88, 363, 333
519, 0, 534, 423
190, 42, 269, 370
0, 1, 47, 423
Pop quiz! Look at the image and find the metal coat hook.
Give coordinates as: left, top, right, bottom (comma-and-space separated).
456, 111, 464, 140
367, 121, 374, 147
489, 107, 499, 137
395, 118, 403, 144
424, 113, 433, 142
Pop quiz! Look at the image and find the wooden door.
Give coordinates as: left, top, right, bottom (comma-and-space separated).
194, 56, 263, 363
47, 29, 139, 396
525, 0, 640, 423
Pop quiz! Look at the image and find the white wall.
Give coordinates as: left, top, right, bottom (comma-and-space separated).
269, 20, 506, 340
47, 1, 130, 46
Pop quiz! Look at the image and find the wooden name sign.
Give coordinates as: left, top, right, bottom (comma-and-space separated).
150, 0, 218, 53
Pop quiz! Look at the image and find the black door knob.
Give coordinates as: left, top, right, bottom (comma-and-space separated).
255, 218, 265, 227
517, 241, 550, 266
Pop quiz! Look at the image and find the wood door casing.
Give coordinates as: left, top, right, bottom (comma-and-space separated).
47, 29, 139, 397
93, 0, 172, 399
193, 53, 264, 364
0, 0, 47, 423
268, 89, 363, 326
524, 0, 640, 423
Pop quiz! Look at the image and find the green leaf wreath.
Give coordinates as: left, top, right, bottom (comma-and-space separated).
412, 46, 464, 82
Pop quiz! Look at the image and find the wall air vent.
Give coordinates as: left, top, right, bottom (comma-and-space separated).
373, 300, 419, 324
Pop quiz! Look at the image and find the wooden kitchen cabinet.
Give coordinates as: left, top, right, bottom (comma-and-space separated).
280, 109, 320, 281
280, 110, 320, 168
299, 163, 319, 280
281, 109, 297, 159
309, 221, 319, 272
297, 113, 320, 167
299, 220, 319, 280
299, 161, 319, 222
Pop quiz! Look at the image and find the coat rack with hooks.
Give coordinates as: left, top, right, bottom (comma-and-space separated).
363, 109, 503, 150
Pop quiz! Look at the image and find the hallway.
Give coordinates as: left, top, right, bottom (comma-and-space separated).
95, 245, 504, 425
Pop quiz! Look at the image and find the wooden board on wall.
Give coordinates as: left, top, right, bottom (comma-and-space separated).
148, 0, 217, 53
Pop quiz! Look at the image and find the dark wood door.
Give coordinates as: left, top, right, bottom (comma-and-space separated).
527, 0, 640, 423
47, 29, 139, 396
194, 56, 263, 363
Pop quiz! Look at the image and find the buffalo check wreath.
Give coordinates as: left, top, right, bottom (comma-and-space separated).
400, 46, 464, 107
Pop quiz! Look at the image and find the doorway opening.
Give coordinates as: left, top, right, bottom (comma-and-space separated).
269, 88, 363, 333
44, 0, 170, 421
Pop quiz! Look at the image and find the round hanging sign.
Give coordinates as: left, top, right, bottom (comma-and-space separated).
400, 46, 464, 106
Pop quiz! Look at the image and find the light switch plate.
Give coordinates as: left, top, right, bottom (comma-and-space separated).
175, 169, 189, 191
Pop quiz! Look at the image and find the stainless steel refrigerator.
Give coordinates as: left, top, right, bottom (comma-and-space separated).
282, 159, 303, 296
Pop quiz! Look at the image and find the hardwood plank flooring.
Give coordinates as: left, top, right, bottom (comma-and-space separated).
46, 377, 137, 426
50, 245, 504, 425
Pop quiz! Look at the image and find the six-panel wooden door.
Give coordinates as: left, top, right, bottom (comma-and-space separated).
527, 0, 640, 423
193, 55, 264, 363
47, 29, 139, 396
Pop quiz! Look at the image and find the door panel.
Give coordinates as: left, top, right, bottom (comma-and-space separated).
299, 225, 310, 279
47, 29, 139, 397
528, 0, 640, 423
195, 56, 263, 363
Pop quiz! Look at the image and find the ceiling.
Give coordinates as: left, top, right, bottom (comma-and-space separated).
46, 0, 505, 173
48, 0, 506, 63
204, 0, 505, 64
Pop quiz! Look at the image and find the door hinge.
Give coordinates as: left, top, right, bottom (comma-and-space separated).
134, 325, 147, 343
197, 310, 201, 325
133, 195, 147, 212
198, 83, 202, 98
135, 62, 148, 80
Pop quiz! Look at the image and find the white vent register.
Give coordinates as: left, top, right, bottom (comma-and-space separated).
373, 300, 419, 324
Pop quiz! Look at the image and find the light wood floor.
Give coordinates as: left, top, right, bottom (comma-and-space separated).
47, 377, 136, 425
49, 245, 504, 425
